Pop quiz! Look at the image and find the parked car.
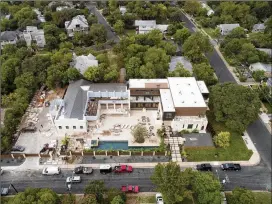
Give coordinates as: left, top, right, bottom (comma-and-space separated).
11, 145, 25, 152
156, 193, 164, 204
121, 185, 139, 193
66, 176, 81, 184
42, 167, 61, 175
221, 163, 241, 171
73, 166, 93, 174
113, 165, 133, 173
100, 164, 112, 174
196, 163, 212, 171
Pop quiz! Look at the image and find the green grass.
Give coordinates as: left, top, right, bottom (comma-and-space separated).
226, 192, 271, 204
136, 195, 156, 203
185, 111, 253, 161
263, 101, 272, 114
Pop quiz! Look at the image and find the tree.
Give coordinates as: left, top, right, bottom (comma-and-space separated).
131, 124, 148, 143
106, 188, 126, 204
151, 162, 192, 204
84, 180, 106, 204
168, 8, 183, 23
8, 188, 60, 204
59, 33, 68, 42
174, 28, 191, 45
45, 35, 58, 50
109, 0, 117, 13
168, 63, 192, 77
227, 27, 246, 39
60, 194, 76, 204
14, 72, 36, 90
183, 0, 202, 16
90, 24, 107, 43
183, 32, 213, 63
229, 187, 255, 204
193, 63, 217, 86
212, 27, 221, 42
113, 20, 124, 34
79, 195, 98, 204
214, 132, 230, 148
209, 83, 261, 133
66, 68, 81, 81
238, 43, 260, 65
252, 70, 266, 82
111, 195, 125, 204
43, 23, 61, 36
87, 14, 97, 26
84, 66, 101, 82
125, 57, 142, 79
191, 171, 221, 204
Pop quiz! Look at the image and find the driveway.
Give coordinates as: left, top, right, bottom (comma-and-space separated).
86, 4, 120, 43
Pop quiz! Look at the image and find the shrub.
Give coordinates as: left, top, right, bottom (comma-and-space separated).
180, 129, 191, 134
239, 76, 247, 82
214, 132, 230, 148
131, 124, 148, 143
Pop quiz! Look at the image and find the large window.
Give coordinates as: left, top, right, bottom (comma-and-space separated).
187, 124, 193, 129
58, 126, 62, 129
66, 126, 69, 129
73, 126, 76, 129
165, 113, 172, 119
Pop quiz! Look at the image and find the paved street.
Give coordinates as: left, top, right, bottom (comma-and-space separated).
180, 12, 272, 172
2, 167, 270, 194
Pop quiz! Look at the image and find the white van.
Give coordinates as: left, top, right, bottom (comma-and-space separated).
42, 167, 61, 175
66, 176, 81, 183
100, 164, 112, 174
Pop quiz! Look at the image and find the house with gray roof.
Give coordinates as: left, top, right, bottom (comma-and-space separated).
23, 26, 46, 47
71, 53, 98, 74
217, 24, 240, 35
0, 31, 20, 49
135, 20, 168, 34
252, 23, 266, 33
249, 62, 272, 77
169, 56, 193, 73
65, 15, 89, 37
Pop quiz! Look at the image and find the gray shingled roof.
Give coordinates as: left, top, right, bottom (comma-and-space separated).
183, 133, 214, 147
63, 80, 127, 119
0, 31, 18, 41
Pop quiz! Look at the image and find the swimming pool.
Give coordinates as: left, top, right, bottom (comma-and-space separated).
93, 141, 157, 150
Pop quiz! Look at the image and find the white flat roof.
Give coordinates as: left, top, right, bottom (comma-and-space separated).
160, 89, 175, 112
129, 79, 168, 89
197, 81, 209, 94
167, 77, 207, 108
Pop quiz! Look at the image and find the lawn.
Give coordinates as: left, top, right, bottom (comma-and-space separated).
126, 194, 156, 204
185, 111, 253, 161
263, 101, 272, 114
226, 192, 271, 204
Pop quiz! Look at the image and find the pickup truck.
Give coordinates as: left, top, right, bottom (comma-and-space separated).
121, 185, 139, 193
73, 166, 93, 174
66, 176, 81, 183
221, 163, 241, 171
113, 165, 133, 173
196, 163, 212, 171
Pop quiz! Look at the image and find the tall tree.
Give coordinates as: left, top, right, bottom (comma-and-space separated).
90, 24, 107, 43
113, 20, 125, 34
193, 63, 217, 86
84, 180, 106, 204
209, 83, 261, 133
229, 187, 255, 204
183, 0, 202, 16
174, 28, 191, 45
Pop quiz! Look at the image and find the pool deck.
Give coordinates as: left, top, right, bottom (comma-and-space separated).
88, 110, 161, 147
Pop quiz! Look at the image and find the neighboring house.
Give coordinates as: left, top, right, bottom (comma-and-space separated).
201, 3, 214, 16
252, 23, 266, 33
33, 8, 46, 22
23, 26, 46, 47
51, 77, 209, 135
249, 62, 272, 77
0, 31, 19, 49
169, 56, 193, 73
119, 6, 127, 15
65, 15, 89, 37
217, 24, 240, 35
71, 53, 98, 74
56, 6, 69, 11
135, 20, 168, 34
256, 48, 272, 58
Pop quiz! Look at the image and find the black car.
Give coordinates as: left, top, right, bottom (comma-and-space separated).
11, 145, 25, 152
73, 166, 93, 174
221, 163, 241, 171
196, 163, 212, 171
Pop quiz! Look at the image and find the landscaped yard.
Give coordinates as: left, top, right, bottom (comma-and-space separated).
226, 192, 271, 204
185, 111, 253, 161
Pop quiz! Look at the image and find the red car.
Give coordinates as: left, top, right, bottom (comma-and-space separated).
113, 165, 133, 173
121, 185, 139, 193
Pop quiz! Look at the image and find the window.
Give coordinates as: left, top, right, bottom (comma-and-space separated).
58, 126, 62, 129
66, 126, 69, 129
182, 124, 185, 128
187, 124, 193, 129
165, 113, 172, 119
73, 126, 76, 129
201, 126, 204, 130
76, 24, 80, 28
80, 126, 83, 129
196, 124, 198, 129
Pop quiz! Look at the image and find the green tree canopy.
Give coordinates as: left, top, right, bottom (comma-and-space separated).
113, 20, 125, 34
84, 180, 106, 203
193, 63, 217, 86
84, 66, 101, 82
229, 187, 256, 204
214, 131, 231, 148
90, 24, 107, 43
131, 124, 148, 143
209, 83, 261, 133
111, 195, 125, 204
252, 70, 266, 82
174, 28, 191, 45
168, 63, 192, 77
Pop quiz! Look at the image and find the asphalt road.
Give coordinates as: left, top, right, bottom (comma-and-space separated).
180, 12, 272, 171
2, 167, 270, 194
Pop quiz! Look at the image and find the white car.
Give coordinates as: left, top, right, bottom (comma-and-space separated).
66, 176, 81, 184
156, 193, 164, 204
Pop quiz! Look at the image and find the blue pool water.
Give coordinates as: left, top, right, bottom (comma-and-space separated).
93, 141, 156, 150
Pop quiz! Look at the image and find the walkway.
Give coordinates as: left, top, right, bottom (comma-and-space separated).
164, 137, 185, 162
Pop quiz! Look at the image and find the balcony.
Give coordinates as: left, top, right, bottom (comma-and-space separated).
130, 96, 160, 103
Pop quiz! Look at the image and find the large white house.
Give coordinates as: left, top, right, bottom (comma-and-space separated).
50, 77, 209, 135
23, 26, 46, 47
71, 53, 98, 74
217, 24, 240, 35
65, 15, 89, 37
135, 20, 168, 34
